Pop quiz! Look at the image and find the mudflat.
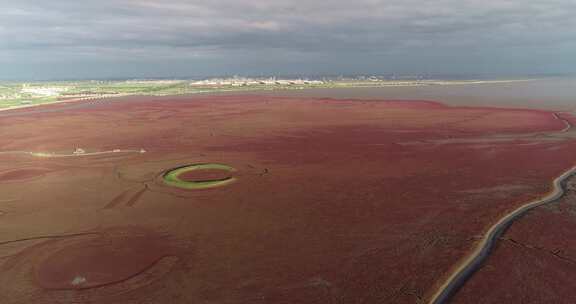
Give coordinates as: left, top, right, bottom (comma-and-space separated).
1, 95, 575, 303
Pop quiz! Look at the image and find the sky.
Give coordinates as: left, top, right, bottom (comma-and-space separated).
0, 0, 575, 80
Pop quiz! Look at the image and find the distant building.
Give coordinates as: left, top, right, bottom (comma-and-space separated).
73, 148, 86, 155
190, 77, 324, 87
21, 87, 68, 97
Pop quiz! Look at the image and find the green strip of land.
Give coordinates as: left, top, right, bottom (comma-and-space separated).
163, 163, 237, 190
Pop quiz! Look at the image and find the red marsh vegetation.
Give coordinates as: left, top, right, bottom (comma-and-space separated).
0, 95, 574, 303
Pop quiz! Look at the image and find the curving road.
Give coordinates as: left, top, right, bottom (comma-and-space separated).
552, 113, 572, 133
429, 166, 576, 304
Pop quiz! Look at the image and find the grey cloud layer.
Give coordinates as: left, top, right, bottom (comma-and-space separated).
1, 0, 575, 78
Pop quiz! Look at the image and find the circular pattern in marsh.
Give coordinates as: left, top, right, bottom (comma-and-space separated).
162, 163, 237, 190
34, 227, 174, 290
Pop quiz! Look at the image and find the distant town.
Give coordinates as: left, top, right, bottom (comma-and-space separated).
0, 76, 535, 110
189, 77, 325, 87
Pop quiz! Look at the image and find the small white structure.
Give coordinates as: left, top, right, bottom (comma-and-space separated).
73, 148, 86, 155
70, 275, 87, 286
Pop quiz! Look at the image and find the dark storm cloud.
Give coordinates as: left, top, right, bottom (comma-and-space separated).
1, 0, 575, 79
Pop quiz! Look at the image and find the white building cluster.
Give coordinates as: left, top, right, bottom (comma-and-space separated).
190, 77, 324, 87
21, 86, 69, 97
0, 94, 17, 100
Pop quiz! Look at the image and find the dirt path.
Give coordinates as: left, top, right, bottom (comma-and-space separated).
553, 112, 573, 133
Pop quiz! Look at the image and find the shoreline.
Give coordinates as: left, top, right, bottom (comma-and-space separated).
0, 78, 541, 114
0, 96, 113, 113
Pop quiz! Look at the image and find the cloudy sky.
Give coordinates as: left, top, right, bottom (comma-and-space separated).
0, 0, 575, 80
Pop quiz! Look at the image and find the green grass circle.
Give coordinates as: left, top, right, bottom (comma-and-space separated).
163, 163, 236, 190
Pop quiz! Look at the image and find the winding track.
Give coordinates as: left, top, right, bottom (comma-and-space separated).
553, 113, 572, 133
429, 112, 575, 304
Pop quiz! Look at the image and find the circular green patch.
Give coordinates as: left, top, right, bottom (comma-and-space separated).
162, 163, 236, 190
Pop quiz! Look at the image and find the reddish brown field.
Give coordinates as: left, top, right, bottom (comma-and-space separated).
0, 168, 54, 183
35, 226, 176, 290
0, 95, 575, 303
